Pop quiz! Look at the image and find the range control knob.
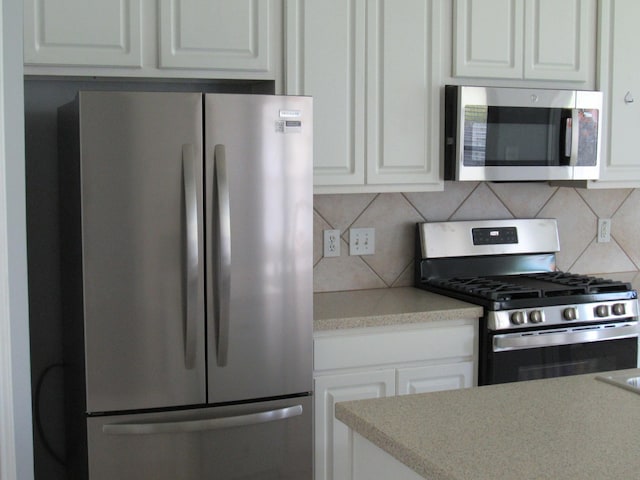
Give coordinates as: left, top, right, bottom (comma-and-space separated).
562, 307, 578, 321
529, 310, 544, 324
510, 311, 526, 325
612, 303, 626, 316
595, 305, 610, 317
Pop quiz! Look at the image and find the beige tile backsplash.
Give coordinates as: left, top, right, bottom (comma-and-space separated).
313, 183, 639, 293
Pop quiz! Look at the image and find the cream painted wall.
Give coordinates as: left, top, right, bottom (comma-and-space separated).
0, 0, 33, 479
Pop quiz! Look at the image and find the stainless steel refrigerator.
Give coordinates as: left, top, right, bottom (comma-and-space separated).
58, 91, 313, 479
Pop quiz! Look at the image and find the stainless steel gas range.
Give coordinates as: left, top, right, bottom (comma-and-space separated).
415, 219, 639, 386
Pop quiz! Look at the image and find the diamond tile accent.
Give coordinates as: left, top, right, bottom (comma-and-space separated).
577, 188, 633, 218
450, 183, 512, 220
537, 188, 596, 271
313, 193, 377, 232
314, 184, 640, 292
351, 193, 424, 286
488, 182, 557, 218
571, 239, 636, 274
313, 253, 386, 292
611, 189, 640, 268
404, 182, 477, 221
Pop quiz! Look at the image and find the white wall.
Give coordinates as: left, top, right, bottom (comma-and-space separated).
0, 0, 34, 478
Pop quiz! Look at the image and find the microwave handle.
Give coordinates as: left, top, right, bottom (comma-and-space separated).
566, 109, 580, 165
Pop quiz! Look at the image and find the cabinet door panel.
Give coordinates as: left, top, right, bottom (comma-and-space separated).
396, 362, 474, 395
24, 0, 142, 67
158, 0, 275, 72
289, 0, 366, 186
595, 0, 640, 185
453, 0, 523, 78
366, 0, 441, 186
314, 370, 395, 480
524, 0, 595, 82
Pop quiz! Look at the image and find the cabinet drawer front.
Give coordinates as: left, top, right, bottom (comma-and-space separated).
314, 323, 475, 372
396, 362, 474, 395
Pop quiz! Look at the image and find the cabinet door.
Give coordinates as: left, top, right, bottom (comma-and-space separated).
158, 0, 279, 74
24, 0, 142, 67
593, 0, 640, 186
453, 0, 524, 79
396, 362, 474, 395
524, 0, 595, 82
287, 0, 366, 187
365, 0, 441, 186
314, 370, 395, 480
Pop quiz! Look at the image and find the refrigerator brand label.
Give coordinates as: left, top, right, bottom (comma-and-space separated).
279, 109, 301, 118
275, 120, 302, 133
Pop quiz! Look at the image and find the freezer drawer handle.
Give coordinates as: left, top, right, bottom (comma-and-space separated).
102, 404, 303, 435
213, 144, 231, 367
182, 144, 199, 370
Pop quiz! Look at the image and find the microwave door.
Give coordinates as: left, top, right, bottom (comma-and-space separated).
457, 108, 573, 181
447, 86, 602, 182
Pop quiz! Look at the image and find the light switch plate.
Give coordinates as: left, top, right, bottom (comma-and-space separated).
349, 228, 375, 255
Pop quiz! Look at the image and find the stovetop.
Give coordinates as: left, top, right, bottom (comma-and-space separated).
415, 219, 638, 327
420, 271, 637, 311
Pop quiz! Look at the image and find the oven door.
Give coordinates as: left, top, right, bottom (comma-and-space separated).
481, 321, 638, 385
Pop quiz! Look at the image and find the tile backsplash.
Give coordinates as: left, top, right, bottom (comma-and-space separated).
313, 182, 640, 292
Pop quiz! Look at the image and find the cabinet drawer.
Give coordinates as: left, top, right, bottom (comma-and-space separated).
314, 322, 475, 372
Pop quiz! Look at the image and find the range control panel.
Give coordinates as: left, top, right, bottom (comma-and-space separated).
472, 227, 518, 245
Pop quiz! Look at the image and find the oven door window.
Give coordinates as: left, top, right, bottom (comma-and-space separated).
485, 337, 638, 385
463, 105, 589, 167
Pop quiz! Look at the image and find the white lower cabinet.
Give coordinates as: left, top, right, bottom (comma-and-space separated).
314, 370, 395, 480
313, 320, 476, 480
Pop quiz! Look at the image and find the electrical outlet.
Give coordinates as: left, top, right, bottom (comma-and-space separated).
349, 228, 375, 255
323, 229, 341, 257
597, 218, 611, 243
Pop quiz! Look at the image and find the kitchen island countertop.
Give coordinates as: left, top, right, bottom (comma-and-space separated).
335, 370, 640, 479
313, 287, 483, 331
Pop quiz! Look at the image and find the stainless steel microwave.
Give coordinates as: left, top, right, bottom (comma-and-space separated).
444, 85, 603, 182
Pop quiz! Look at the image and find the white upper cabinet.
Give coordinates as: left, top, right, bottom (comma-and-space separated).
286, 0, 366, 187
158, 0, 272, 73
454, 0, 524, 79
286, 0, 443, 193
24, 0, 282, 84
587, 0, 640, 187
453, 0, 596, 84
24, 0, 142, 67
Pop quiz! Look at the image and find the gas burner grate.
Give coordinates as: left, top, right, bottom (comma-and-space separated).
430, 277, 543, 301
523, 272, 632, 294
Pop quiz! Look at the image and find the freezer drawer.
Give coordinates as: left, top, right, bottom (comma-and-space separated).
83, 396, 312, 480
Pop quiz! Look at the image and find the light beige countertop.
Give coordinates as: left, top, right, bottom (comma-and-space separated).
313, 287, 483, 331
335, 370, 640, 480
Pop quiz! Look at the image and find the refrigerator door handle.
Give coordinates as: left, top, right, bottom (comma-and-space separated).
102, 404, 303, 435
182, 144, 199, 370
213, 144, 231, 367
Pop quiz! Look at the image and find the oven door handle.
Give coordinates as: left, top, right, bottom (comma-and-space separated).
493, 322, 638, 352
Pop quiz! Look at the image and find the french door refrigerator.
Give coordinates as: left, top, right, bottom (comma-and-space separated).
59, 91, 313, 479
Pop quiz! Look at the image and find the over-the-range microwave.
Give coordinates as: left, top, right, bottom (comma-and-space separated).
444, 85, 603, 182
